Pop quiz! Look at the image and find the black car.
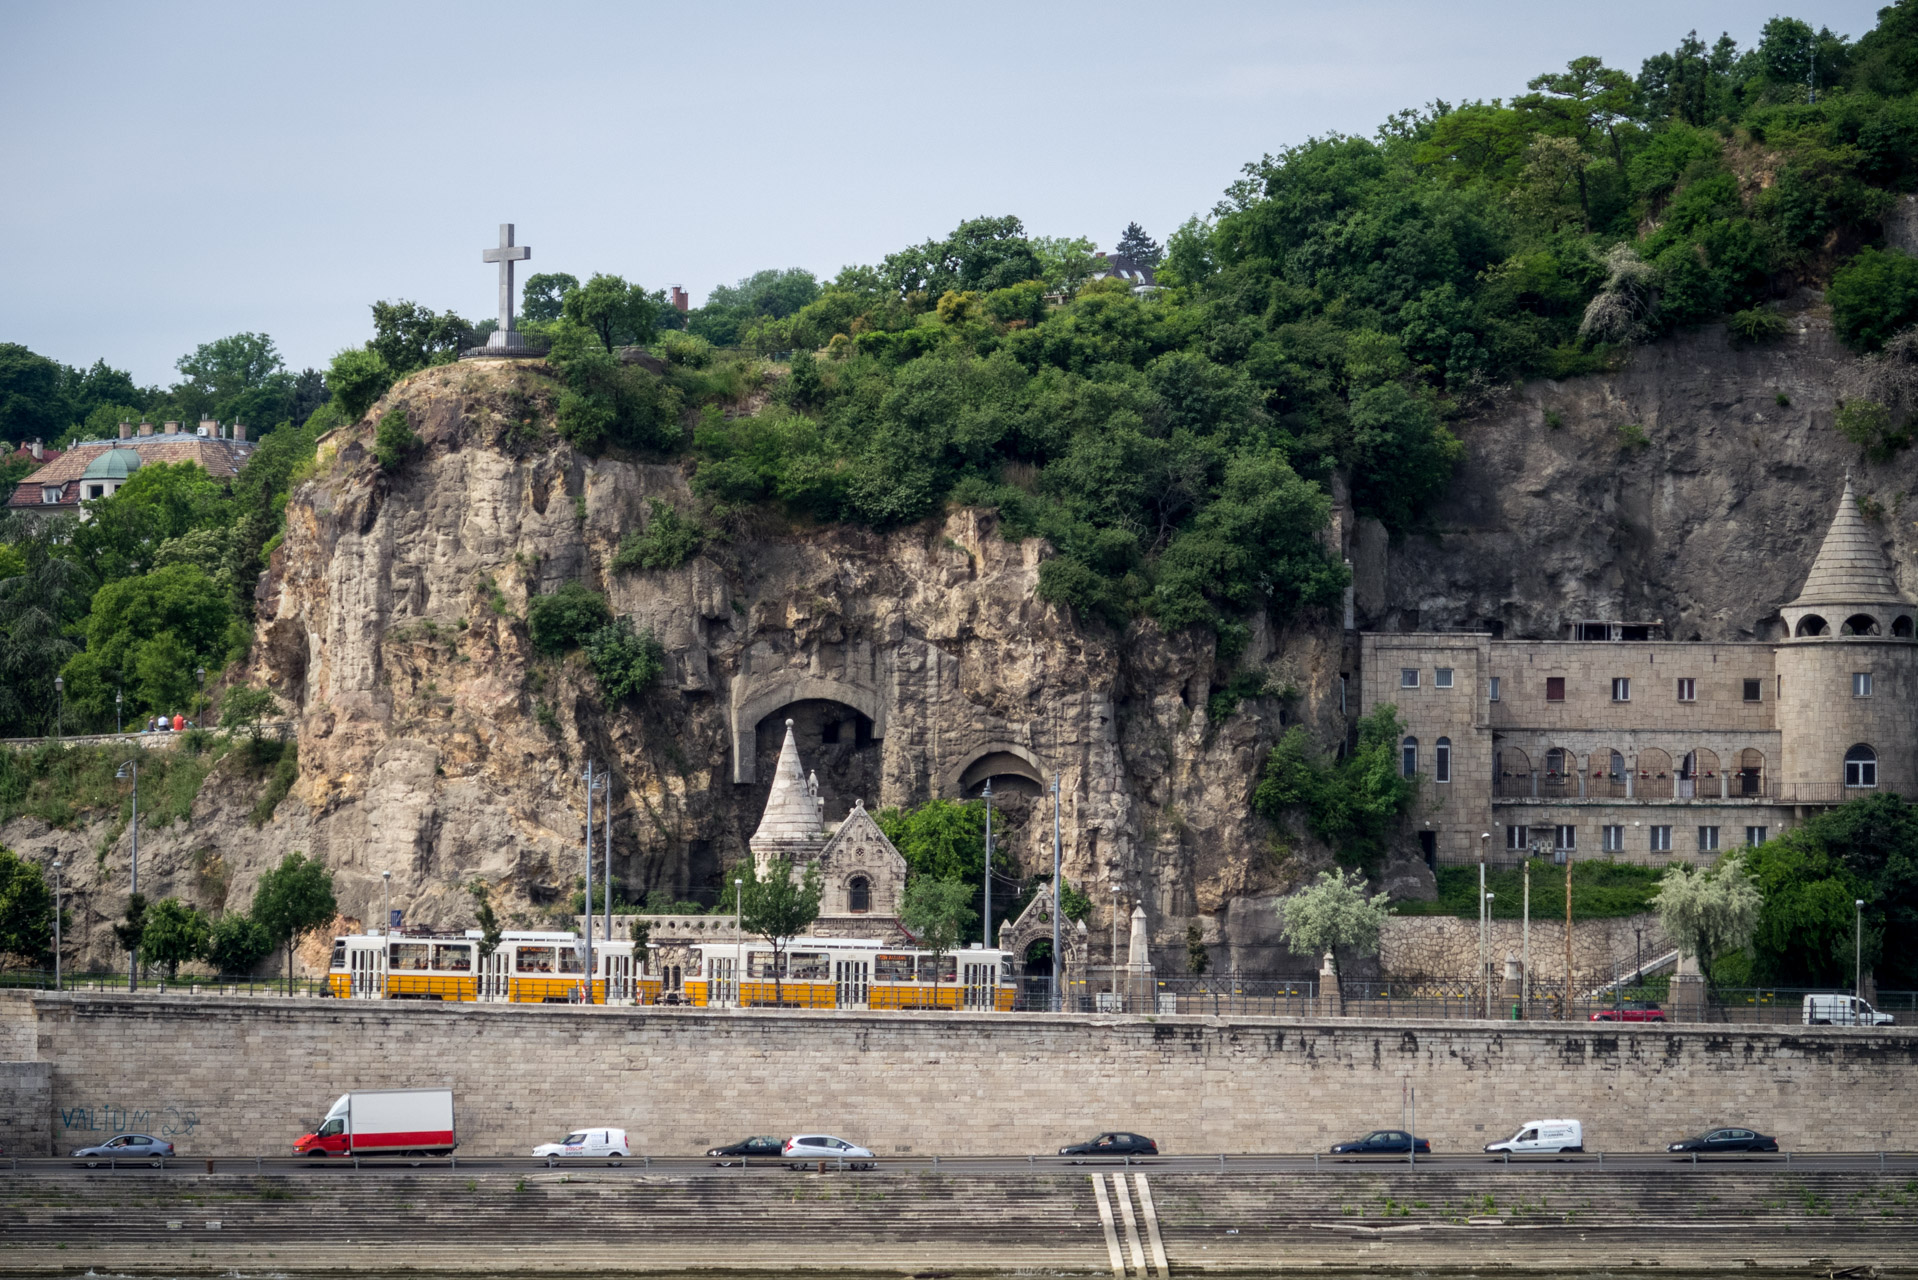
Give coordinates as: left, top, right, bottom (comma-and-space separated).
1059, 1132, 1158, 1159
1667, 1127, 1779, 1154
1330, 1130, 1432, 1155
706, 1135, 785, 1165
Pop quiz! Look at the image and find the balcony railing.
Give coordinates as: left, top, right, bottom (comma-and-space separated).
1493, 777, 1880, 805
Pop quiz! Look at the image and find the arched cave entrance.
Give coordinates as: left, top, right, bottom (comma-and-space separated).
752, 699, 881, 824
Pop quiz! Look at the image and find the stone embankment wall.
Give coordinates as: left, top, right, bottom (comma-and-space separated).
1381, 913, 1671, 985
14, 992, 1916, 1158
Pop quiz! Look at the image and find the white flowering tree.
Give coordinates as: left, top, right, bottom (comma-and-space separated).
1276, 869, 1392, 975
1654, 851, 1760, 991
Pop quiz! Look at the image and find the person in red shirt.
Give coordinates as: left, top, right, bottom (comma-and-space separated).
172, 712, 185, 731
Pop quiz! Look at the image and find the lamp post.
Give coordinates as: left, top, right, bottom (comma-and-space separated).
195, 666, 206, 728
1050, 774, 1062, 1012
1855, 898, 1866, 1002
602, 773, 612, 943
1484, 892, 1496, 1018
1634, 926, 1643, 992
382, 871, 392, 938
51, 858, 62, 991
580, 761, 596, 993
114, 760, 138, 991
981, 779, 994, 951
53, 675, 63, 740
1522, 857, 1531, 1018
1109, 880, 1122, 1006
115, 689, 122, 736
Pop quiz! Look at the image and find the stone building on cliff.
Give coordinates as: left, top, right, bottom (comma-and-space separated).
1365, 484, 1916, 867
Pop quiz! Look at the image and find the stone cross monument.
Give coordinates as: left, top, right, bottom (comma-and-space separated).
481, 224, 531, 350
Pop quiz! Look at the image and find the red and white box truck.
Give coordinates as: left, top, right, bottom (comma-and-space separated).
294, 1089, 456, 1157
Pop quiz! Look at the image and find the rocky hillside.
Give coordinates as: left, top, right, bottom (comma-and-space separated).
10, 314, 1910, 978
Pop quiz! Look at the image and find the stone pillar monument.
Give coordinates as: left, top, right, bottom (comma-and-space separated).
1318, 950, 1344, 1018
1125, 904, 1154, 1013
1669, 953, 1707, 1023
1503, 954, 1523, 1018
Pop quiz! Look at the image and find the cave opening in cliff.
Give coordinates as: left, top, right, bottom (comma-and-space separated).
753, 699, 879, 823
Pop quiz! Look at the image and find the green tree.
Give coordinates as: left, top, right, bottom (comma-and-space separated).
1185, 922, 1210, 976
874, 798, 1013, 944
1255, 707, 1417, 867
563, 275, 664, 354
522, 273, 580, 324
112, 892, 148, 973
204, 911, 273, 974
367, 301, 471, 374
252, 851, 337, 993
58, 563, 235, 727
899, 876, 976, 1005
612, 500, 704, 571
1114, 222, 1162, 269
0, 343, 72, 442
1345, 384, 1464, 531
735, 857, 822, 1006
1275, 869, 1391, 973
172, 332, 291, 424
140, 897, 210, 979
326, 348, 394, 423
0, 845, 56, 967
1829, 248, 1918, 352
1654, 850, 1760, 992
583, 618, 664, 706
0, 516, 87, 736
219, 684, 281, 741
374, 408, 419, 472
71, 459, 231, 584
469, 880, 503, 965
527, 581, 611, 654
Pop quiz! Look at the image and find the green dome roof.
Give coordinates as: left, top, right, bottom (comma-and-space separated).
81, 448, 143, 481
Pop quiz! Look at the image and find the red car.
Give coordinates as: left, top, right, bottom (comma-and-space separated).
1590, 1000, 1665, 1022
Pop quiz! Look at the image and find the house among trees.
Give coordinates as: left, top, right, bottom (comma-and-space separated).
7, 419, 255, 517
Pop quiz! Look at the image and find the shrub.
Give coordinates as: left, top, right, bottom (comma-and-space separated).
1828, 247, 1918, 352
1728, 308, 1790, 344
583, 619, 665, 706
526, 582, 611, 654
1616, 422, 1651, 450
1834, 398, 1912, 460
1254, 706, 1416, 868
613, 500, 704, 571
374, 409, 419, 472
327, 348, 394, 423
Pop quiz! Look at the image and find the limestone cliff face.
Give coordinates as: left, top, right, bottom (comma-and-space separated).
13, 316, 1908, 979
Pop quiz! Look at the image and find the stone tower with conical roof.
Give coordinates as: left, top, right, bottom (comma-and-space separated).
748, 719, 828, 876
1775, 483, 1917, 802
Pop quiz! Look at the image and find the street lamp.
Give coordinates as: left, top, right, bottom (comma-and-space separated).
1855, 898, 1866, 1002
53, 675, 63, 740
1484, 892, 1496, 1018
1109, 880, 1122, 1005
195, 666, 206, 728
115, 689, 123, 736
382, 870, 392, 938
51, 858, 62, 991
115, 760, 138, 991
980, 779, 994, 951
1050, 774, 1062, 1012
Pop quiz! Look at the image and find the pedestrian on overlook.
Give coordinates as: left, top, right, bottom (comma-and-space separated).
172, 712, 184, 731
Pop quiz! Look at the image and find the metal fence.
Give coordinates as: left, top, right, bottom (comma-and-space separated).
0, 970, 328, 997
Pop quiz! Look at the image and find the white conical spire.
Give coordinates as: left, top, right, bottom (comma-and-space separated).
749, 720, 830, 875
1788, 479, 1907, 607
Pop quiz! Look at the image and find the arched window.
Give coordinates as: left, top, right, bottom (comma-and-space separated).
1894, 615, 1914, 638
1401, 736, 1418, 777
1434, 737, 1451, 784
848, 876, 871, 913
1845, 744, 1878, 789
1842, 614, 1881, 636
1795, 615, 1829, 637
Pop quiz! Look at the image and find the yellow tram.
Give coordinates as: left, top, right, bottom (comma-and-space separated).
326, 930, 641, 1003
676, 938, 1016, 1011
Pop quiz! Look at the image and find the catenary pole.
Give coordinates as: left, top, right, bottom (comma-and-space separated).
604, 774, 613, 943
1478, 860, 1486, 1017
1051, 774, 1062, 1012
982, 780, 994, 951
1522, 860, 1531, 1019
583, 760, 595, 997
52, 859, 62, 991
1564, 852, 1573, 1019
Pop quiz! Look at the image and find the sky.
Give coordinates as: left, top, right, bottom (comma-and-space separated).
0, 0, 1889, 387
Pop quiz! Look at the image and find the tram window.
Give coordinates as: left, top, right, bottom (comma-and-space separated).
434, 944, 472, 971
748, 950, 782, 979
918, 955, 957, 984
875, 953, 914, 982
390, 942, 432, 971
558, 946, 584, 974
789, 952, 828, 980
330, 942, 346, 971
515, 945, 556, 973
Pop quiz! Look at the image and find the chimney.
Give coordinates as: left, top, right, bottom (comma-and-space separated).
163, 420, 180, 435
119, 422, 133, 440
30, 439, 43, 461
670, 285, 689, 313
198, 417, 216, 438
138, 422, 154, 436
232, 423, 247, 442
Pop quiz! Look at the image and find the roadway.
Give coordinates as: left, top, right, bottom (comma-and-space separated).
7, 1151, 1914, 1177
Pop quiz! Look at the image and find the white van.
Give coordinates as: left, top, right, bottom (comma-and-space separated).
1484, 1119, 1583, 1154
1803, 994, 1894, 1026
532, 1128, 630, 1161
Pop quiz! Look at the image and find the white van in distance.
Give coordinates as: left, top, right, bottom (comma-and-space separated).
1484, 1119, 1584, 1154
532, 1128, 630, 1162
1803, 994, 1894, 1026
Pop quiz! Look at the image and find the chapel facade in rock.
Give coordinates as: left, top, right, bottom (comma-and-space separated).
1363, 484, 1917, 866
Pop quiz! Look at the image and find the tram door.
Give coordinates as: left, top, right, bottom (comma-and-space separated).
710, 955, 739, 1008
350, 944, 384, 998
604, 951, 633, 1004
962, 960, 996, 1010
478, 948, 509, 1002
834, 957, 871, 1009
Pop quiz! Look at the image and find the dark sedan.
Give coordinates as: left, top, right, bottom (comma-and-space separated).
1330, 1130, 1431, 1155
1668, 1127, 1779, 1154
1059, 1132, 1158, 1159
71, 1133, 174, 1167
706, 1135, 785, 1165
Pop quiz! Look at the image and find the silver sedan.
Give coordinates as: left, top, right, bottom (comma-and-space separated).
71, 1133, 174, 1167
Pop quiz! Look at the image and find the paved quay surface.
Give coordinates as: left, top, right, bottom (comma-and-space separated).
1, 1166, 1913, 1275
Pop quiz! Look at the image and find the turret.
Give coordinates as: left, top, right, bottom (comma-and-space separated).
748, 719, 829, 875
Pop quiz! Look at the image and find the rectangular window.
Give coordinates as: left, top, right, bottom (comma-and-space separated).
1488, 676, 1500, 702
1434, 667, 1454, 688
1400, 668, 1419, 689
1506, 825, 1529, 850
1745, 826, 1768, 847
1611, 677, 1630, 701
1650, 825, 1672, 853
1743, 678, 1762, 702
1853, 672, 1873, 697
1546, 677, 1565, 702
1697, 825, 1720, 852
1676, 678, 1696, 702
1554, 824, 1576, 851
1602, 825, 1624, 852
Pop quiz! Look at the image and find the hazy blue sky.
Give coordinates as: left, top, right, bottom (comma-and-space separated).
0, 1, 1886, 386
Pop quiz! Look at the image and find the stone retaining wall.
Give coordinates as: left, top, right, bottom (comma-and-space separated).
1381, 912, 1672, 985
13, 991, 1917, 1159
0, 1061, 52, 1156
